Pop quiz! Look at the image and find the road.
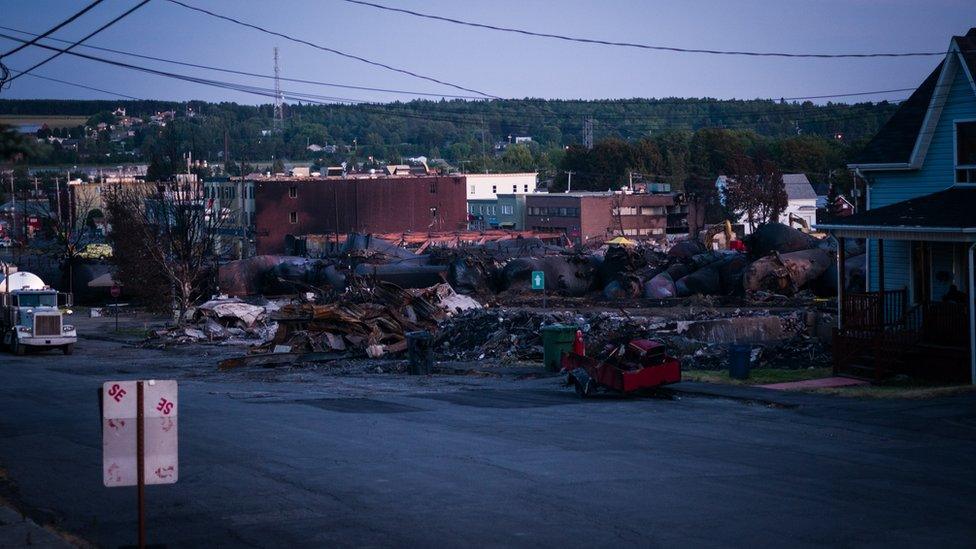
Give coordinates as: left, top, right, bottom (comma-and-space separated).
1, 335, 975, 547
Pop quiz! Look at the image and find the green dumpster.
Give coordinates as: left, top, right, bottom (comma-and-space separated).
541, 324, 577, 372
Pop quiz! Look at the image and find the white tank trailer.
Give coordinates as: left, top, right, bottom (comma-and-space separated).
0, 270, 77, 355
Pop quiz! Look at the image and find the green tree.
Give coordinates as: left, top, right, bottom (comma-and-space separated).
501, 143, 534, 172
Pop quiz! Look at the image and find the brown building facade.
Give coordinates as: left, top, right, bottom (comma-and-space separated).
253, 175, 467, 255
524, 192, 676, 244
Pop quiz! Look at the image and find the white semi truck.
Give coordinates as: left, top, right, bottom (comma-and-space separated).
1, 270, 77, 355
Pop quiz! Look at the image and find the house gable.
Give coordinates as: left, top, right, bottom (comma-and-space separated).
851, 28, 976, 170
866, 59, 976, 209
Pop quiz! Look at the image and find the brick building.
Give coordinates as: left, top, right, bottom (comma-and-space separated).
253, 175, 467, 255
524, 192, 677, 244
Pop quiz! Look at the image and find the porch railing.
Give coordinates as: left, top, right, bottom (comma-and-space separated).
835, 291, 970, 379
842, 289, 907, 328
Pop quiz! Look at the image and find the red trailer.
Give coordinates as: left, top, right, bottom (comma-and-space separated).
561, 339, 681, 397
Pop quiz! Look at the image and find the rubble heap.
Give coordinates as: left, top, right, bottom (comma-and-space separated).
152, 298, 277, 345
435, 306, 832, 371
265, 281, 480, 357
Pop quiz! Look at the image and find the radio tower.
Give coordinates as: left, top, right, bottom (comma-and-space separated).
273, 47, 283, 132
583, 116, 594, 149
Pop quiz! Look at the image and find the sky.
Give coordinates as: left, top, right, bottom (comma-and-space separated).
0, 0, 974, 105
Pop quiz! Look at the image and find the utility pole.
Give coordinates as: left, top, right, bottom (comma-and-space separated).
8, 172, 15, 245
481, 116, 488, 174
565, 171, 574, 193
55, 177, 62, 226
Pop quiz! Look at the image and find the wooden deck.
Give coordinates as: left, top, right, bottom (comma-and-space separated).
834, 290, 971, 381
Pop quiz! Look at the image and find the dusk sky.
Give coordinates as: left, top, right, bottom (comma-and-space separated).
1, 0, 973, 105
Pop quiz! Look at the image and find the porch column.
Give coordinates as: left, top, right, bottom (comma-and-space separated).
969, 243, 975, 385
877, 239, 885, 324
837, 237, 846, 328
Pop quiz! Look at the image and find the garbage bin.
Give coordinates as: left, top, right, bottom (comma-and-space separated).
406, 331, 434, 375
728, 343, 751, 380
541, 324, 577, 372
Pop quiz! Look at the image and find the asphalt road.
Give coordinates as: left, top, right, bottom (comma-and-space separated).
1, 336, 975, 548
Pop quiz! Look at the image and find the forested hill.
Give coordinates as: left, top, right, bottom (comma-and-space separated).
1, 96, 897, 158
0, 98, 897, 189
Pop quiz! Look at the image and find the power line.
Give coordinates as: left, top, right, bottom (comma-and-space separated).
0, 25, 488, 100
3, 32, 966, 139
0, 0, 105, 58
163, 0, 498, 99
5, 66, 142, 99
0, 24, 925, 105
0, 33, 363, 103
342, 0, 951, 59
0, 0, 107, 88
5, 0, 151, 85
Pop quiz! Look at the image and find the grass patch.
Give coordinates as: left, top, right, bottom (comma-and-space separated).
0, 115, 89, 128
683, 367, 832, 386
811, 384, 976, 399
685, 367, 975, 399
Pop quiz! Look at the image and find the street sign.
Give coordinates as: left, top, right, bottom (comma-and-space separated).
102, 380, 178, 487
531, 270, 545, 291
110, 285, 121, 298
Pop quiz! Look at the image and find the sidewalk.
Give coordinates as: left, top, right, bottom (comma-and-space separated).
0, 504, 72, 548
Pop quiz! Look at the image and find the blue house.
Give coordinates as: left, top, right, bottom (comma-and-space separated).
818, 28, 976, 383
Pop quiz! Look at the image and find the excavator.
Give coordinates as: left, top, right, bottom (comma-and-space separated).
788, 213, 812, 233
698, 220, 738, 250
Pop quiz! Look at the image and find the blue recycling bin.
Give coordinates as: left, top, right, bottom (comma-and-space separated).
728, 344, 751, 380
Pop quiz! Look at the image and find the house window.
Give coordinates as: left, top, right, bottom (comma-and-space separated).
289, 186, 297, 198
524, 184, 529, 192
513, 185, 517, 192
289, 212, 297, 224
470, 185, 475, 195
956, 121, 976, 183
429, 182, 437, 194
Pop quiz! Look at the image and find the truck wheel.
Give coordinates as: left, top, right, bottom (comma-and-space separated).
62, 344, 75, 355
12, 338, 25, 356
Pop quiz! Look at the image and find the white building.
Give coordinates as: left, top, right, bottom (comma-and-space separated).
465, 173, 538, 200
715, 173, 819, 234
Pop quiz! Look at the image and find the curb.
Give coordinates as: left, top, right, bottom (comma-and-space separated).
668, 381, 806, 408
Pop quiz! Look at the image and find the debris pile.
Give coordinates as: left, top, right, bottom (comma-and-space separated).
264, 282, 480, 357
434, 306, 832, 371
219, 222, 864, 303
152, 297, 277, 345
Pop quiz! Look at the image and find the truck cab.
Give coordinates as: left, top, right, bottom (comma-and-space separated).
1, 272, 77, 355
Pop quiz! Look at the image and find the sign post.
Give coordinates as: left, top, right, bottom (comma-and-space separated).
110, 284, 121, 332
102, 379, 178, 549
136, 382, 145, 548
531, 270, 546, 309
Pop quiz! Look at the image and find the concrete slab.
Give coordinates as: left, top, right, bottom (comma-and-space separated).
758, 377, 870, 391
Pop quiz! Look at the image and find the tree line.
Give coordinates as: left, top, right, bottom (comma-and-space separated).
1, 97, 892, 178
